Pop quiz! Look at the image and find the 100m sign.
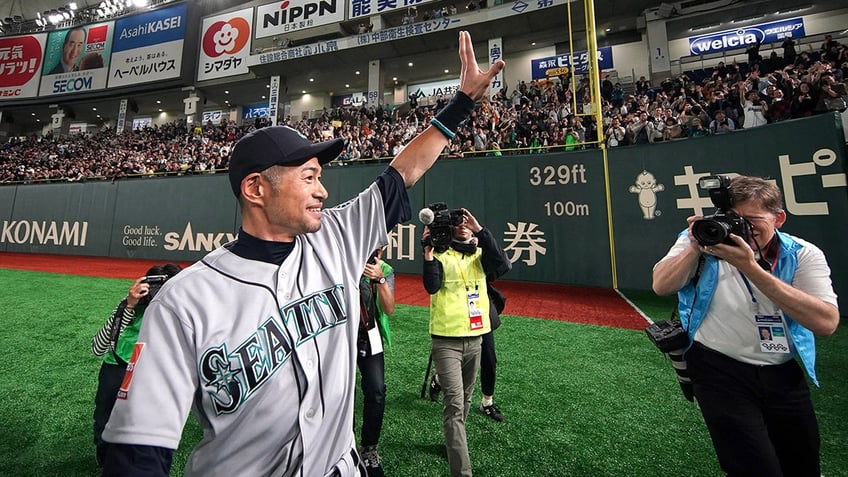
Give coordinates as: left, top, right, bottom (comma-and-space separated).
544, 201, 589, 216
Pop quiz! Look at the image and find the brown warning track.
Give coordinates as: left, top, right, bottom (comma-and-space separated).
0, 252, 647, 330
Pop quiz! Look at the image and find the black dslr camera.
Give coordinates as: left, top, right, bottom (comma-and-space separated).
645, 320, 688, 353
645, 319, 694, 402
419, 202, 464, 251
139, 275, 168, 306
691, 175, 751, 246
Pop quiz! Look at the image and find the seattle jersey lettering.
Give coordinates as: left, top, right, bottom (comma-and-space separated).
199, 285, 347, 414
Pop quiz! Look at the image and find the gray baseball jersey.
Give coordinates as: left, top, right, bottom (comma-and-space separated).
103, 182, 388, 477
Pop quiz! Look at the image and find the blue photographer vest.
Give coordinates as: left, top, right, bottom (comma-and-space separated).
677, 229, 820, 386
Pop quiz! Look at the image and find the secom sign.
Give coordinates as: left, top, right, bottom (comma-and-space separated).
688, 17, 805, 56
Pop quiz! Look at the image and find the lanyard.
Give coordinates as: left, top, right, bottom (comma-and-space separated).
450, 250, 479, 291
738, 272, 758, 305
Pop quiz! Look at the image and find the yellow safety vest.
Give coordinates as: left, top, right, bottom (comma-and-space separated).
429, 247, 491, 337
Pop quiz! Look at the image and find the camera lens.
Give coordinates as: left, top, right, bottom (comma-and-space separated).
692, 218, 729, 246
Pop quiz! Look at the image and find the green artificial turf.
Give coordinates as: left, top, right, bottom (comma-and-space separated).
0, 269, 845, 476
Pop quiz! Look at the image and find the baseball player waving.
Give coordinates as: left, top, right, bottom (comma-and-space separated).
101, 31, 504, 477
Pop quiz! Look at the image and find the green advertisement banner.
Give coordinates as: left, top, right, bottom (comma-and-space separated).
110, 175, 238, 261
0, 186, 15, 253
2, 182, 117, 255
419, 152, 611, 286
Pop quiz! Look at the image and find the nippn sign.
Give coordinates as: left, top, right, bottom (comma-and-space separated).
254, 0, 344, 39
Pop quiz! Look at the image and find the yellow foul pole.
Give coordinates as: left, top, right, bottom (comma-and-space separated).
583, 0, 617, 288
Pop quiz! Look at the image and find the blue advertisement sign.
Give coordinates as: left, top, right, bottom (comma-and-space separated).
243, 104, 270, 119
112, 3, 187, 52
688, 17, 805, 56
108, 3, 186, 88
531, 46, 613, 80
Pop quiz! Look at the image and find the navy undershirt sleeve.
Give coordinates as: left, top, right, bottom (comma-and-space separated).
102, 443, 173, 476
376, 166, 411, 231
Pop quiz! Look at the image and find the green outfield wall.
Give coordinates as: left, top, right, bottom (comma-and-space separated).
2, 114, 846, 311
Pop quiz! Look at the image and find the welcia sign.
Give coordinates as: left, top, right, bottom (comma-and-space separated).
688, 17, 805, 56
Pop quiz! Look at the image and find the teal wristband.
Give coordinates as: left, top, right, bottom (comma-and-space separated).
429, 118, 456, 139
432, 91, 475, 139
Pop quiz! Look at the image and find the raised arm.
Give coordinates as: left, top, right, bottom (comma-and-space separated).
390, 31, 505, 188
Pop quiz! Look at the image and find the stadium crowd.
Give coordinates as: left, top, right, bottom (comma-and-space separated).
1, 35, 845, 184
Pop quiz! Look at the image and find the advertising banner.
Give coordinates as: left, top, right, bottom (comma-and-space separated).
2, 182, 117, 256
255, 0, 345, 38
531, 46, 614, 80
331, 92, 367, 108
0, 34, 47, 99
268, 75, 280, 125
108, 3, 186, 88
407, 78, 460, 99
117, 99, 128, 134
243, 103, 270, 119
688, 17, 805, 56
202, 110, 223, 124
489, 37, 503, 99
420, 152, 612, 286
348, 0, 435, 20
132, 117, 152, 130
197, 8, 252, 81
39, 23, 114, 96
110, 176, 238, 261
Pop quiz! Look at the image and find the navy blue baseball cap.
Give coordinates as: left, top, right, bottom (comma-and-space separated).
228, 126, 344, 196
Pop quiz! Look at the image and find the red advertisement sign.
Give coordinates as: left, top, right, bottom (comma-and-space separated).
0, 34, 46, 99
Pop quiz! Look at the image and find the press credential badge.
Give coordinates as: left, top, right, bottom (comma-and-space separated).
756, 314, 790, 354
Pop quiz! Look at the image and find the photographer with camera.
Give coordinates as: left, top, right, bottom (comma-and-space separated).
90, 263, 181, 467
356, 246, 395, 477
652, 175, 838, 477
421, 205, 510, 477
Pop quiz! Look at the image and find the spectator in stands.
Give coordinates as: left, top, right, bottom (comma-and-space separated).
708, 110, 735, 135
767, 87, 792, 123
746, 39, 763, 68
605, 117, 626, 147
782, 37, 797, 67
688, 117, 709, 138
627, 111, 651, 145
792, 81, 817, 118
816, 72, 848, 112
662, 116, 683, 141
820, 35, 839, 60
738, 79, 768, 128
611, 83, 625, 108
601, 75, 613, 102
714, 61, 728, 80
635, 76, 650, 96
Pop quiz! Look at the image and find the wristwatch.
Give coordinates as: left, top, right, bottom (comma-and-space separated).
377, 277, 386, 284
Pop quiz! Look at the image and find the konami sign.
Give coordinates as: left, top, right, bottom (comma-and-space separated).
254, 0, 344, 38
688, 17, 805, 56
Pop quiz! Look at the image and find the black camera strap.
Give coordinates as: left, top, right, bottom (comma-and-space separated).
754, 235, 780, 272
108, 299, 132, 367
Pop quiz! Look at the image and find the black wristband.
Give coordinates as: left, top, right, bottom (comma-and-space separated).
431, 91, 475, 139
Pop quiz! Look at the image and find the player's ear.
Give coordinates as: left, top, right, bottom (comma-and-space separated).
240, 173, 265, 204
